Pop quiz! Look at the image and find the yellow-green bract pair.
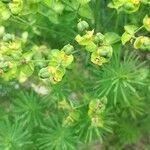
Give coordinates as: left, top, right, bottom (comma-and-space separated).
58, 100, 80, 127
108, 0, 141, 13
38, 44, 74, 84
121, 15, 150, 51
88, 97, 107, 127
75, 30, 114, 66
0, 0, 23, 19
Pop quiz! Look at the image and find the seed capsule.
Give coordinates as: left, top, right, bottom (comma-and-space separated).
77, 20, 89, 32
62, 44, 74, 55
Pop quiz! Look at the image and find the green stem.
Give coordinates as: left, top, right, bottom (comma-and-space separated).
115, 11, 120, 31
75, 4, 81, 18
134, 25, 144, 34
61, 0, 76, 11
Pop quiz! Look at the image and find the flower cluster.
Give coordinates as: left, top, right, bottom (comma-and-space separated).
0, 26, 74, 83
58, 100, 80, 127
88, 97, 107, 127
38, 44, 74, 84
108, 0, 149, 13
0, 27, 34, 82
75, 21, 120, 66
121, 15, 150, 51
0, 0, 23, 21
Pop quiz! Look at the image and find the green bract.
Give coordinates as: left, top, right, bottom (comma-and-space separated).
91, 46, 113, 66
124, 25, 138, 34
75, 30, 116, 66
121, 25, 138, 45
134, 36, 150, 51
143, 15, 150, 31
88, 97, 107, 117
88, 97, 107, 127
85, 41, 97, 52
121, 32, 132, 45
38, 46, 74, 83
91, 115, 104, 127
75, 30, 94, 46
49, 67, 66, 84
108, 0, 141, 13
0, 1, 11, 20
63, 110, 80, 126
103, 32, 120, 45
9, 0, 23, 15
77, 0, 91, 5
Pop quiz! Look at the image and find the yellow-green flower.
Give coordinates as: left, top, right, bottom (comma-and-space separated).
75, 30, 94, 46
134, 36, 150, 51
143, 15, 150, 31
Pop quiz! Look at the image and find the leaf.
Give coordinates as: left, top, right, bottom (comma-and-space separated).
97, 45, 113, 59
85, 41, 97, 52
75, 30, 94, 46
61, 54, 74, 68
104, 32, 120, 45
49, 67, 66, 84
124, 25, 138, 34
143, 15, 150, 31
91, 52, 106, 66
20, 62, 34, 77
43, 0, 52, 7
121, 32, 132, 45
0, 2, 11, 20
78, 4, 93, 19
77, 0, 91, 5
134, 36, 150, 51
9, 0, 23, 15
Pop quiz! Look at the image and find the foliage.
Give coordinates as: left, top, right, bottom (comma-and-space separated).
0, 0, 149, 150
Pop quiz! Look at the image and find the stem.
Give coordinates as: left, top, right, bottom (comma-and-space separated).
13, 16, 32, 26
75, 4, 81, 18
94, 0, 101, 31
115, 11, 120, 31
134, 25, 144, 34
61, 0, 76, 11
